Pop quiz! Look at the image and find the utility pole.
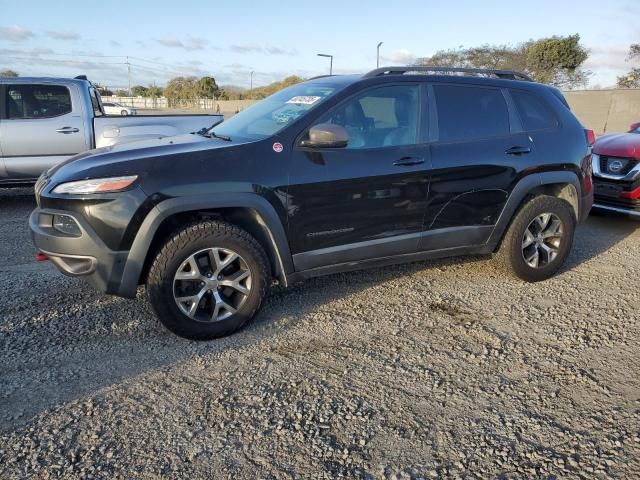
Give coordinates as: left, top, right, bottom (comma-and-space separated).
250, 71, 254, 97
126, 56, 132, 103
317, 53, 333, 75
377, 42, 383, 68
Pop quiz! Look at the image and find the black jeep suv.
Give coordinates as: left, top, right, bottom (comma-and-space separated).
30, 66, 594, 340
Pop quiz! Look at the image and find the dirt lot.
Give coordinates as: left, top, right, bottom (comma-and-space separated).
0, 187, 639, 479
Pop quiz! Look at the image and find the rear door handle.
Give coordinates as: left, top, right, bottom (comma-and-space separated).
505, 146, 531, 156
56, 127, 80, 134
393, 156, 425, 166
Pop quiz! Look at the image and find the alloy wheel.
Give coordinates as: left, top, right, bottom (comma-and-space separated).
173, 247, 252, 322
521, 213, 564, 268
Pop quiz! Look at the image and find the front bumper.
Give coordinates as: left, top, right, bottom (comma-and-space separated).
592, 176, 640, 218
29, 208, 130, 294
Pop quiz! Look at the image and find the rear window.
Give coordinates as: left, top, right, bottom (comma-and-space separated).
511, 90, 558, 131
7, 84, 72, 119
434, 85, 510, 142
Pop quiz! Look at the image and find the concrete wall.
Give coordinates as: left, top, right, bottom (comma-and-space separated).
106, 89, 640, 134
564, 89, 640, 134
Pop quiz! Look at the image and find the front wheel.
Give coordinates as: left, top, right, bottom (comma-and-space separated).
146, 221, 270, 340
121, 110, 129, 116
496, 195, 575, 282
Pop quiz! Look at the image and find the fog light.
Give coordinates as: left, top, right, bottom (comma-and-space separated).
52, 214, 81, 237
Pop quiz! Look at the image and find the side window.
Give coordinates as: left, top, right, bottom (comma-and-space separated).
89, 88, 104, 117
434, 85, 510, 142
511, 90, 558, 131
7, 84, 72, 119
314, 85, 420, 149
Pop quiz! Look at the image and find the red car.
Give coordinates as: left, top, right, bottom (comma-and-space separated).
592, 122, 640, 218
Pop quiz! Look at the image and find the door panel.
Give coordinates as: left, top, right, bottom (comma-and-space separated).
0, 83, 87, 180
288, 145, 431, 270
286, 83, 431, 271
420, 83, 536, 250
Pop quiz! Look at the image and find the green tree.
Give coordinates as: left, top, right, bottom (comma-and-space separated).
526, 34, 589, 88
250, 75, 303, 99
164, 76, 198, 105
416, 34, 589, 88
146, 85, 164, 98
131, 85, 149, 96
196, 76, 220, 98
617, 44, 640, 88
417, 44, 529, 72
0, 69, 19, 77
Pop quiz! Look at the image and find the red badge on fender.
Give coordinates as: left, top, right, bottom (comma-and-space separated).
272, 142, 283, 153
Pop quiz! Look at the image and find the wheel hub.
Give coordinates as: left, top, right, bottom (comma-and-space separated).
521, 213, 564, 269
172, 247, 252, 322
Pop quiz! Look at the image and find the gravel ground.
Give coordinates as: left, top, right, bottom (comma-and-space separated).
1, 187, 639, 479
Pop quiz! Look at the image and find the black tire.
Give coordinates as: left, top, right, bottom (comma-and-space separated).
496, 195, 575, 282
146, 220, 270, 340
121, 110, 128, 116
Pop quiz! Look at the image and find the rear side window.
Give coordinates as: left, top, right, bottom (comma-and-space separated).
6, 84, 72, 119
511, 90, 558, 131
434, 85, 510, 142
89, 88, 104, 117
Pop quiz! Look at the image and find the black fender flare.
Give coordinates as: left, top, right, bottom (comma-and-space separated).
486, 171, 583, 248
116, 193, 293, 298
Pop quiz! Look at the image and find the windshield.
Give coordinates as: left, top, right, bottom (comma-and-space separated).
211, 82, 341, 140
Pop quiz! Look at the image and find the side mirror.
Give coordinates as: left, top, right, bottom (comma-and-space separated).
301, 123, 348, 148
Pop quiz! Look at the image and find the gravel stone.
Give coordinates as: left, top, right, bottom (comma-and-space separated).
1, 188, 639, 478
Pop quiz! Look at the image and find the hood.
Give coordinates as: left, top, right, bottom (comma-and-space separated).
47, 133, 255, 180
593, 132, 640, 160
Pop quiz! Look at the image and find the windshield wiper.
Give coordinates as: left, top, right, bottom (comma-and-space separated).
194, 119, 231, 141
209, 131, 232, 141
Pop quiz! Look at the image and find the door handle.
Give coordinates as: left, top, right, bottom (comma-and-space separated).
393, 156, 425, 166
505, 146, 531, 156
56, 127, 80, 134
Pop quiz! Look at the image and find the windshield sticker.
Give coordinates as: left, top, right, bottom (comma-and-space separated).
272, 142, 284, 153
286, 96, 321, 105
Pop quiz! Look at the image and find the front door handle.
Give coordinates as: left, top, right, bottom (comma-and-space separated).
393, 156, 425, 166
56, 127, 80, 134
505, 146, 531, 156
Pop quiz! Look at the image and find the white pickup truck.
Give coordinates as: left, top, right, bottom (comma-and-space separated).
0, 76, 222, 184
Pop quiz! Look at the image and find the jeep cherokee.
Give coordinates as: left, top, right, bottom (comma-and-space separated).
30, 66, 594, 340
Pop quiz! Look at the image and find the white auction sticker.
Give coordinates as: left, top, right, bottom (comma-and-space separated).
272, 142, 283, 153
286, 96, 321, 105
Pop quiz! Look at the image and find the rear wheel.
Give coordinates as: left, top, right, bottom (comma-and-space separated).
496, 195, 575, 282
121, 110, 128, 116
146, 220, 270, 340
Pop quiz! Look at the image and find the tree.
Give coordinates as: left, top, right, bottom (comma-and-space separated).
0, 69, 19, 77
250, 75, 303, 99
416, 34, 589, 89
526, 34, 589, 88
146, 85, 164, 98
131, 85, 149, 97
617, 44, 640, 88
164, 76, 199, 105
114, 90, 129, 97
417, 44, 529, 72
195, 76, 220, 99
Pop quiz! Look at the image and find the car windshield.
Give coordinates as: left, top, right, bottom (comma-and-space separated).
210, 82, 341, 140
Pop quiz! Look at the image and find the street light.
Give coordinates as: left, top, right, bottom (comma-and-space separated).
317, 53, 333, 75
377, 42, 383, 68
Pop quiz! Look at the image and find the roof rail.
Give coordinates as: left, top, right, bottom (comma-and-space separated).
363, 66, 534, 82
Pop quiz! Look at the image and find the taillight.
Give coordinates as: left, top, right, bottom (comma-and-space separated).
619, 186, 640, 200
585, 129, 596, 146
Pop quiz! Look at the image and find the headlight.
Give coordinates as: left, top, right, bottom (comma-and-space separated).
52, 175, 138, 194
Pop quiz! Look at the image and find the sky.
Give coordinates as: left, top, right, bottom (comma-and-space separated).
0, 0, 638, 90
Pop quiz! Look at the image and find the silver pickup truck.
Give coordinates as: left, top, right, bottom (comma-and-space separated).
0, 76, 222, 184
